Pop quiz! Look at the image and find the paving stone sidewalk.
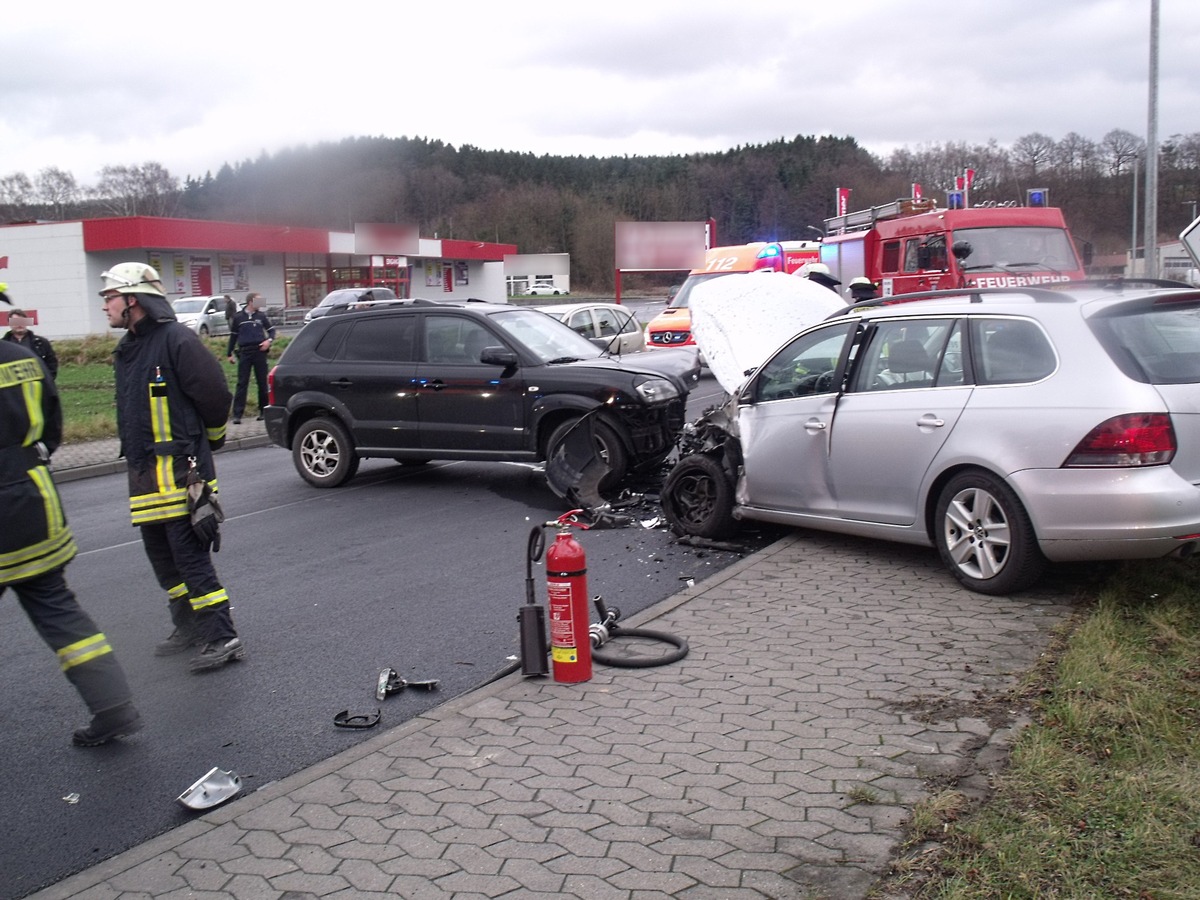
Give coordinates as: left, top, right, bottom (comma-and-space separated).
30, 528, 1077, 900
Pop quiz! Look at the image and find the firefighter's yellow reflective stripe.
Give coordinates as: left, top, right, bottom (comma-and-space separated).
148, 380, 173, 492
0, 529, 77, 583
190, 587, 229, 611
129, 488, 189, 523
0, 466, 77, 583
168, 582, 188, 599
57, 633, 113, 671
0, 357, 42, 387
128, 477, 218, 525
130, 500, 189, 524
22, 379, 44, 446
29, 465, 67, 539
207, 423, 227, 442
0, 357, 45, 444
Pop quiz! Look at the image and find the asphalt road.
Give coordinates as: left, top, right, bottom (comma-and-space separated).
2, 372, 765, 900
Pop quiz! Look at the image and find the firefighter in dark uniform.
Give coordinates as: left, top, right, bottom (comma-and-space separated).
225, 292, 275, 423
100, 263, 246, 672
0, 287, 141, 745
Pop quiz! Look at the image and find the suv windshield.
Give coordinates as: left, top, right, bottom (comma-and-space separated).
488, 307, 604, 363
953, 226, 1079, 272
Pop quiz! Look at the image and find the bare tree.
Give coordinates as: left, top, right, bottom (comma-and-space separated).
1053, 132, 1101, 180
92, 162, 180, 216
0, 172, 35, 220
34, 166, 80, 218
1099, 129, 1145, 176
1011, 133, 1057, 177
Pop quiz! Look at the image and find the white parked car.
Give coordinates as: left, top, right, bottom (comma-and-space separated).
172, 296, 232, 337
523, 282, 562, 296
539, 302, 645, 355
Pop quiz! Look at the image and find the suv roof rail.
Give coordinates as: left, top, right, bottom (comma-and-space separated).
1052, 277, 1193, 291
828, 286, 1077, 318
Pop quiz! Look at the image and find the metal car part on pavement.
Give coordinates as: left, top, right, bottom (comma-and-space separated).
177, 767, 242, 810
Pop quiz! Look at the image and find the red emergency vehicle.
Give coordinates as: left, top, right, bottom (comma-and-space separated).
819, 198, 1090, 296
644, 240, 820, 353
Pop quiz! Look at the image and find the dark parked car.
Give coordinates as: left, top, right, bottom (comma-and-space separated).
265, 299, 700, 497
302, 286, 398, 324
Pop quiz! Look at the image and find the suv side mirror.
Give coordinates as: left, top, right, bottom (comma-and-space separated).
480, 347, 518, 368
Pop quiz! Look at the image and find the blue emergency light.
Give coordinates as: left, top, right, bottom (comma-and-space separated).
1027, 188, 1049, 207
754, 242, 785, 271
947, 191, 965, 210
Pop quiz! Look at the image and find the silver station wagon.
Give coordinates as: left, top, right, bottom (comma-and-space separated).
661, 282, 1200, 594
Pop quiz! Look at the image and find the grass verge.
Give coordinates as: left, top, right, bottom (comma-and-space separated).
879, 556, 1200, 899
51, 334, 290, 444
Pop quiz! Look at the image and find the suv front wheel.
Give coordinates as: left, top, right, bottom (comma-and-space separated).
547, 417, 629, 494
934, 470, 1045, 594
293, 417, 360, 488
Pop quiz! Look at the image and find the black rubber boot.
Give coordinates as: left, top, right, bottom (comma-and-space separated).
72, 702, 143, 747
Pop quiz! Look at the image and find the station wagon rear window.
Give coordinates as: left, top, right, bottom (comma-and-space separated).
1090, 298, 1200, 385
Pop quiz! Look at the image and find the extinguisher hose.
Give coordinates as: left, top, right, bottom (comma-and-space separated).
590, 626, 689, 668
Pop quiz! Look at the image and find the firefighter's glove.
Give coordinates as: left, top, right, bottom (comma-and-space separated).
186, 464, 225, 552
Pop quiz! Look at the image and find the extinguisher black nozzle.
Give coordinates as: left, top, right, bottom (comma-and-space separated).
518, 604, 550, 677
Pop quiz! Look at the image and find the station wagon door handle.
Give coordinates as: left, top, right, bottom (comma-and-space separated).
424, 380, 447, 391
330, 378, 353, 390
803, 418, 827, 432
917, 414, 945, 428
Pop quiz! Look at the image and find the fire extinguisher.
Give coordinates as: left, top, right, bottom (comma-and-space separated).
545, 510, 592, 684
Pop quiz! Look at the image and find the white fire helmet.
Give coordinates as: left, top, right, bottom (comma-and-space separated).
99, 262, 166, 298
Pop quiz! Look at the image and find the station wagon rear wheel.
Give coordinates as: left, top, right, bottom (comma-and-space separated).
293, 417, 360, 488
661, 454, 736, 539
934, 470, 1045, 594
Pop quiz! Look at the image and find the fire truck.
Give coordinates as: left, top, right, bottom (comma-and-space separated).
818, 197, 1090, 296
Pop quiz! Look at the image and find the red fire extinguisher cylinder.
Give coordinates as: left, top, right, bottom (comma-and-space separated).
545, 527, 593, 683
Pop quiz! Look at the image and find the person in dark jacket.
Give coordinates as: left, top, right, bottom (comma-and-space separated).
1, 288, 141, 745
100, 262, 245, 672
2, 306, 59, 379
225, 292, 276, 424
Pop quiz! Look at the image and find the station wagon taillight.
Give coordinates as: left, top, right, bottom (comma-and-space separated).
1064, 413, 1176, 467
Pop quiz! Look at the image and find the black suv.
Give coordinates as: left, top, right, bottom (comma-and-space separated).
265, 299, 700, 492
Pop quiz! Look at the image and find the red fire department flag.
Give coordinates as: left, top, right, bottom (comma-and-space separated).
836, 187, 850, 217
955, 176, 964, 191
912, 183, 922, 199
965, 168, 976, 188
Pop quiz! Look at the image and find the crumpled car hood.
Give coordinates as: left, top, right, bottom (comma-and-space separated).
689, 271, 846, 394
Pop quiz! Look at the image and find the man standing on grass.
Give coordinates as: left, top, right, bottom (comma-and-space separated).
2, 307, 59, 379
1, 286, 142, 745
226, 293, 275, 424
100, 262, 246, 672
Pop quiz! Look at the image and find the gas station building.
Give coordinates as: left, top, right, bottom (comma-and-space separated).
0, 216, 519, 339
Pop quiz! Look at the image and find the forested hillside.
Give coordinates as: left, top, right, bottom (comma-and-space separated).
4, 129, 1199, 289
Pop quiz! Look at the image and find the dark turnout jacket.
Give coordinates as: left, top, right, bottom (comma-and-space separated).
113, 307, 231, 527
0, 342, 75, 584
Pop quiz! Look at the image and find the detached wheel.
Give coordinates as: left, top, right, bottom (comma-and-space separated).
293, 417, 360, 488
547, 417, 629, 493
661, 454, 736, 539
934, 470, 1045, 594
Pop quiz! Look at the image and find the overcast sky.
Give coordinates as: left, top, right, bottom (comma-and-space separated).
2, 0, 1197, 187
